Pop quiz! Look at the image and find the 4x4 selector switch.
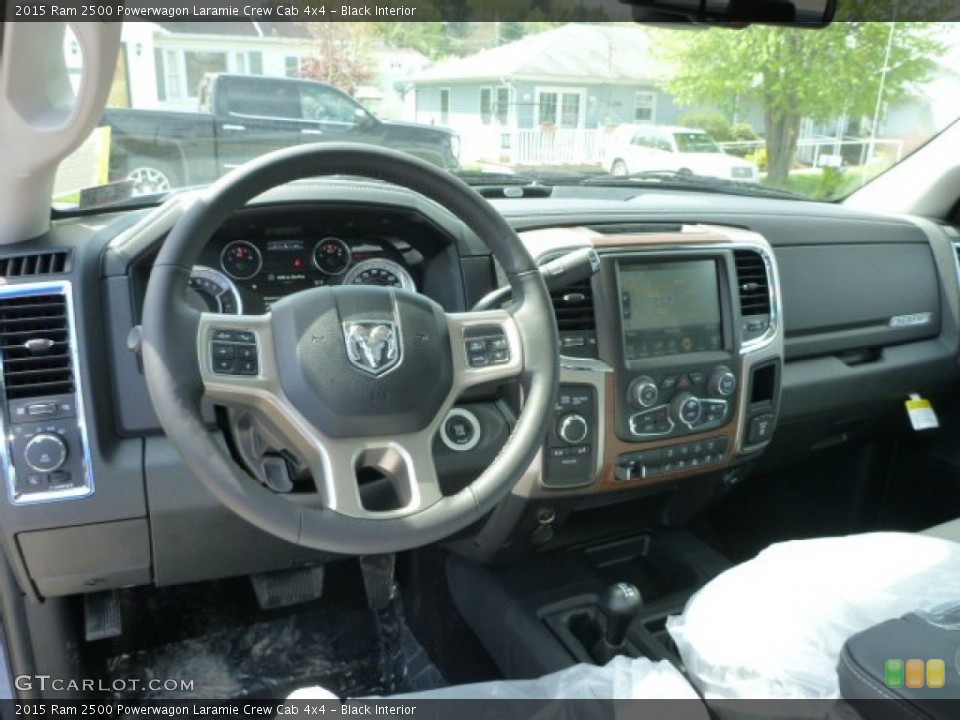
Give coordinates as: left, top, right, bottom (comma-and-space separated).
628, 377, 659, 409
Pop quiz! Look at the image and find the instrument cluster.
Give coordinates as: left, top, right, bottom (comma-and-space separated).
187, 235, 418, 315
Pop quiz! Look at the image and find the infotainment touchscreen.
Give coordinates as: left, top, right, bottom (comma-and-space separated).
619, 260, 723, 360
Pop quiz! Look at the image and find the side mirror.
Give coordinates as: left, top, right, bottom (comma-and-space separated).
624, 0, 836, 26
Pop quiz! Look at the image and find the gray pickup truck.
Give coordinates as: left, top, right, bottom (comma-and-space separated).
102, 73, 460, 195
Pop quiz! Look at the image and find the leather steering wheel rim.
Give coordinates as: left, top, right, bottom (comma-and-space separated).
141, 143, 559, 554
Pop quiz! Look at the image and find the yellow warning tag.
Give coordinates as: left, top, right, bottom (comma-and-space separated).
906, 394, 939, 431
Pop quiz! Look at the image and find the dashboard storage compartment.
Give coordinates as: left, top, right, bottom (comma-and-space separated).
17, 519, 150, 596
777, 243, 941, 360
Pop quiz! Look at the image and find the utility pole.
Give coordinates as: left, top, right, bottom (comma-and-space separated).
869, 20, 898, 164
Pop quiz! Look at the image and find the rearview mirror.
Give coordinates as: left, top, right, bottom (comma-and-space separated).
624, 0, 836, 26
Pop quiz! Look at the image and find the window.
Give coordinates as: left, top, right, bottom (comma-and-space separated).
300, 84, 360, 125
635, 91, 656, 122
496, 87, 509, 125
537, 88, 583, 128
480, 88, 493, 125
538, 92, 558, 125
162, 49, 182, 101
184, 51, 227, 99
285, 56, 300, 78
560, 94, 581, 128
154, 48, 166, 102
222, 77, 300, 120
440, 88, 450, 124
248, 51, 263, 76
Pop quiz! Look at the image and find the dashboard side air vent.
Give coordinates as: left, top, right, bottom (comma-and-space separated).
734, 249, 771, 316
0, 293, 74, 400
0, 251, 71, 278
734, 249, 773, 345
550, 280, 598, 358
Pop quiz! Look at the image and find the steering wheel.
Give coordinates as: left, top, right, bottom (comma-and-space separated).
141, 144, 559, 554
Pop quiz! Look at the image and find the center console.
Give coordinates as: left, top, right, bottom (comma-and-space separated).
520, 224, 784, 499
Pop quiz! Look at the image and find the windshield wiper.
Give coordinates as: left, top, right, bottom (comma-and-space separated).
582, 170, 809, 200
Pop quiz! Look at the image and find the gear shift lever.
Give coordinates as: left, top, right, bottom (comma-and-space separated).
599, 582, 643, 648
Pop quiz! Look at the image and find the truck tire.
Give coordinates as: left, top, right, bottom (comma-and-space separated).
611, 159, 628, 176
125, 156, 181, 196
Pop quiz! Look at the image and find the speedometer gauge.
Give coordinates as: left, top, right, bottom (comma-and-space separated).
187, 266, 243, 314
313, 237, 351, 275
220, 240, 262, 280
342, 259, 415, 291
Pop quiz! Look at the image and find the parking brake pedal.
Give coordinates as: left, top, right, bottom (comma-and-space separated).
250, 565, 325, 610
84, 589, 122, 642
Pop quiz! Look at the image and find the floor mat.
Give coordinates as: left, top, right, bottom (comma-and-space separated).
101, 593, 446, 700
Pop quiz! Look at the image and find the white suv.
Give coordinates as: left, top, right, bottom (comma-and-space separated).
604, 124, 760, 182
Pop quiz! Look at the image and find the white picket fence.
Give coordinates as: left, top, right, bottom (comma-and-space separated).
509, 128, 608, 166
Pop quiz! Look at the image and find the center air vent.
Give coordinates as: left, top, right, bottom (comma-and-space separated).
0, 293, 74, 400
734, 249, 771, 317
550, 281, 597, 358
0, 251, 71, 278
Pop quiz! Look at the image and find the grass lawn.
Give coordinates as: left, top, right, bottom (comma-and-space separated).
764, 164, 890, 201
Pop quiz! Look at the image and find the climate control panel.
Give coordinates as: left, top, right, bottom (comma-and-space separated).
619, 365, 738, 441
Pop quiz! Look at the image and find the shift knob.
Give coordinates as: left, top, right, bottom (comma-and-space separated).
599, 582, 643, 647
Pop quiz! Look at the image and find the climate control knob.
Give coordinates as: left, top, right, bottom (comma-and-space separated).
628, 377, 659, 409
557, 413, 589, 445
672, 393, 702, 427
23, 433, 68, 473
711, 367, 737, 397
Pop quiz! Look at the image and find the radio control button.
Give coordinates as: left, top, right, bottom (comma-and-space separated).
628, 377, 659, 409
711, 367, 737, 397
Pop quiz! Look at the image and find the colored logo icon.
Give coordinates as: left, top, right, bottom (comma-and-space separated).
885, 659, 946, 689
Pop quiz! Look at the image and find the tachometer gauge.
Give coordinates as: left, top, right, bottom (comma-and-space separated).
187, 266, 243, 314
313, 237, 351, 275
342, 259, 415, 291
220, 240, 263, 280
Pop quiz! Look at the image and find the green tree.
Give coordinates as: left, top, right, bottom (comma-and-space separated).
654, 23, 944, 183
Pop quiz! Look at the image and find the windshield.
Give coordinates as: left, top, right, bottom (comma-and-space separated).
674, 133, 723, 154
55, 21, 960, 208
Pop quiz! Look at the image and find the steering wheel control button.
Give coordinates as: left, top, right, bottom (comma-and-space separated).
24, 433, 68, 473
464, 326, 511, 368
210, 328, 259, 376
440, 408, 482, 452
212, 343, 235, 359
556, 413, 589, 445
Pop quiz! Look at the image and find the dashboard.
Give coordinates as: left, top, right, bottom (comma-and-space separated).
0, 179, 958, 599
